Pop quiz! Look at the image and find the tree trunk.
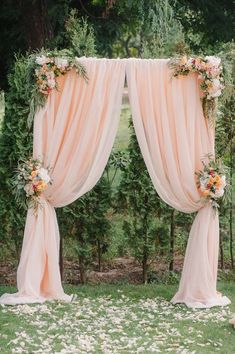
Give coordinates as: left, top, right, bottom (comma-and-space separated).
142, 206, 149, 284
20, 0, 53, 49
97, 239, 101, 272
59, 235, 63, 281
219, 232, 224, 270
169, 209, 175, 272
230, 137, 234, 269
79, 255, 86, 284
142, 250, 148, 284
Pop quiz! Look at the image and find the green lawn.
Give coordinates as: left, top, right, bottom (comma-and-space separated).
0, 282, 234, 353
113, 106, 130, 152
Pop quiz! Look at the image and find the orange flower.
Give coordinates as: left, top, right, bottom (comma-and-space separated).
214, 175, 220, 183
31, 170, 38, 178
202, 190, 210, 197
36, 181, 47, 192
209, 176, 214, 184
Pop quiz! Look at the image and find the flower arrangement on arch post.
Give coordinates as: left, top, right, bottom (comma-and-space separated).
169, 55, 224, 125
195, 155, 229, 210
12, 157, 52, 214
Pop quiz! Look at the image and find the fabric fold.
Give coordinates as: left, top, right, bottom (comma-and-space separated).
0, 57, 229, 308
171, 205, 230, 308
0, 58, 126, 305
126, 58, 230, 308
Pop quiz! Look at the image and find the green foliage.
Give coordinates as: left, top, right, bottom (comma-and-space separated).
65, 9, 96, 57
117, 123, 168, 282
141, 0, 188, 58
170, 0, 235, 51
0, 55, 33, 258
58, 176, 112, 281
0, 13, 101, 268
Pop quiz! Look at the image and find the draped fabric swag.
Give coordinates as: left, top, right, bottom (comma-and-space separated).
0, 58, 126, 304
0, 58, 230, 308
126, 59, 230, 308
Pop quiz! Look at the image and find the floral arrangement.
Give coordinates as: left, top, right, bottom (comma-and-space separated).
169, 55, 224, 124
35, 55, 86, 95
13, 157, 52, 213
28, 51, 87, 127
196, 155, 228, 210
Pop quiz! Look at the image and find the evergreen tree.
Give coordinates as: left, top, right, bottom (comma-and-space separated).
117, 124, 169, 283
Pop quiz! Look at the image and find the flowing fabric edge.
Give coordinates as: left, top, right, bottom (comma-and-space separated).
171, 293, 231, 309
0, 292, 73, 306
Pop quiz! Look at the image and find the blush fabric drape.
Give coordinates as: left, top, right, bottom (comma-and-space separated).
0, 58, 126, 305
126, 58, 230, 308
0, 57, 230, 308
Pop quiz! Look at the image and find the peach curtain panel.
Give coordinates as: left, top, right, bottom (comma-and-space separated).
126, 58, 230, 308
0, 58, 230, 308
0, 58, 126, 305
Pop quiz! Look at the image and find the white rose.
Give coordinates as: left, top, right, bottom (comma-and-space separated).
54, 57, 69, 68
215, 188, 224, 198
220, 175, 226, 187
24, 183, 34, 196
210, 89, 222, 98
212, 78, 221, 87
35, 55, 50, 66
205, 56, 221, 67
38, 168, 51, 184
47, 79, 56, 89
199, 176, 209, 189
207, 78, 222, 98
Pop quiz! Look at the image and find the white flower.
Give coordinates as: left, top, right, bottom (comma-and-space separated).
209, 89, 222, 99
47, 79, 56, 89
199, 176, 209, 189
46, 71, 55, 79
215, 188, 224, 198
205, 56, 221, 67
35, 55, 50, 66
220, 175, 226, 187
187, 58, 194, 65
38, 168, 51, 184
54, 57, 69, 68
24, 183, 34, 196
207, 78, 222, 98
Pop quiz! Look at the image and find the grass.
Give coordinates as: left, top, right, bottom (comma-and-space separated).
0, 282, 234, 353
113, 106, 131, 152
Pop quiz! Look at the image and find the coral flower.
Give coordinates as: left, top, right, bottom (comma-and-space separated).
202, 190, 210, 197
31, 170, 38, 178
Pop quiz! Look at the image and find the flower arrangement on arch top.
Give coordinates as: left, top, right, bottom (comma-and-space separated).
196, 156, 228, 210
35, 55, 82, 95
12, 157, 52, 213
169, 55, 224, 124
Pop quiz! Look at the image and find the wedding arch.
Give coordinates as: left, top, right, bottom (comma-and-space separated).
0, 57, 230, 308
